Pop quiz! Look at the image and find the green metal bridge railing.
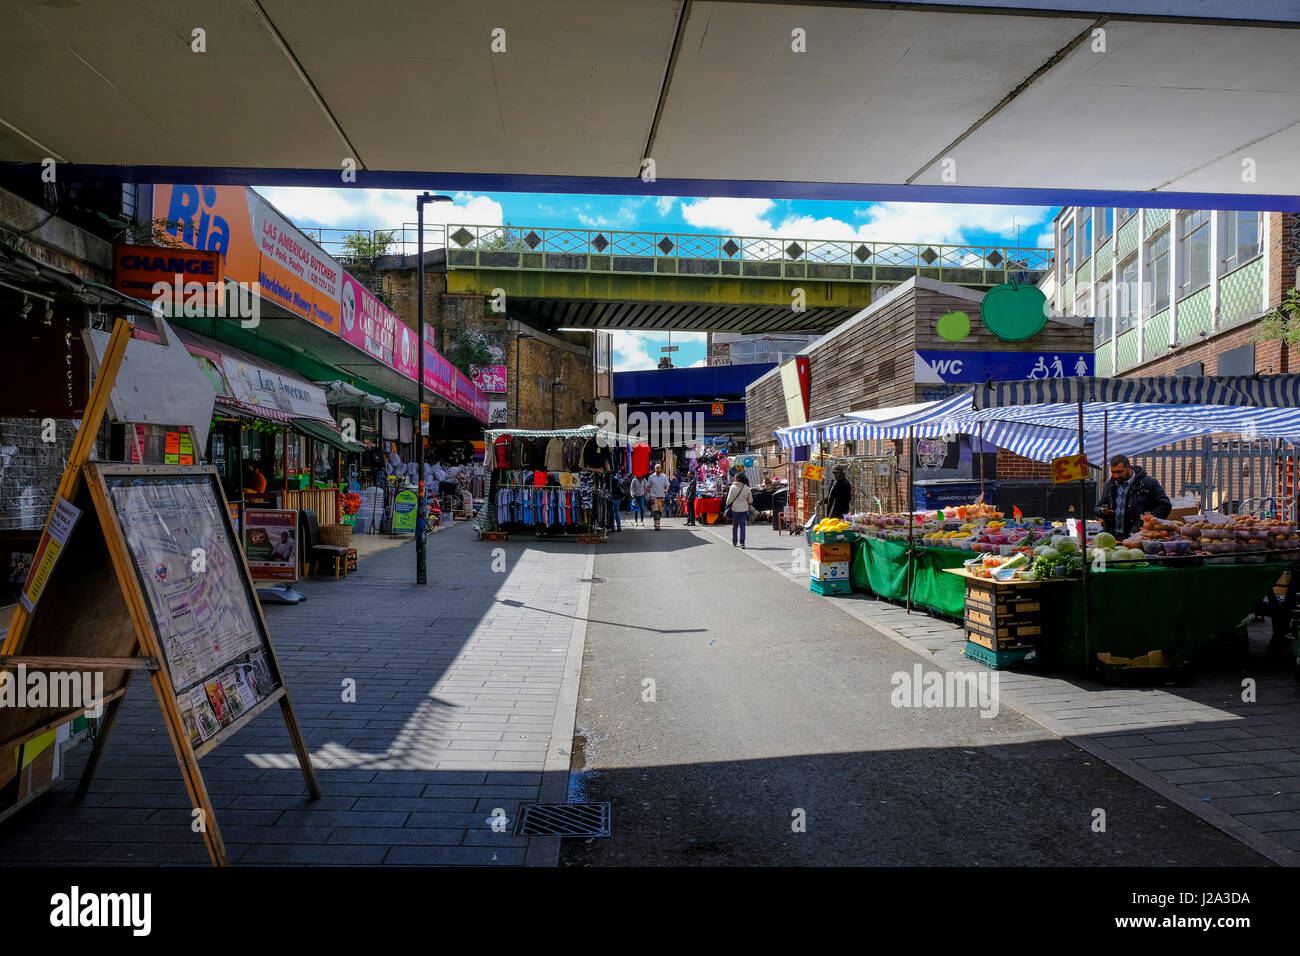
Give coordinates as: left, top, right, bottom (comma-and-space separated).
443, 224, 1053, 286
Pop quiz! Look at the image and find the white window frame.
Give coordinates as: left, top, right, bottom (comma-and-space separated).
1061, 218, 1075, 280
1094, 275, 1113, 342
1145, 229, 1171, 317
1177, 209, 1211, 299
1218, 209, 1262, 275
1096, 207, 1114, 244
1116, 255, 1139, 333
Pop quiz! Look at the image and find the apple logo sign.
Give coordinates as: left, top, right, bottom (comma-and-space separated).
980, 281, 1049, 341
340, 281, 356, 333
936, 310, 970, 342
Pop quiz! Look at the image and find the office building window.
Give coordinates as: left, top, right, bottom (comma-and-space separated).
1145, 230, 1170, 315
1061, 219, 1074, 279
1117, 207, 1138, 225
1076, 207, 1092, 263
1177, 209, 1211, 297
1117, 255, 1139, 332
1095, 276, 1113, 342
1219, 210, 1261, 273
1096, 207, 1114, 243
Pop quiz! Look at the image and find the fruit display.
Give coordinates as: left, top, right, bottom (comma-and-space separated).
814, 518, 852, 533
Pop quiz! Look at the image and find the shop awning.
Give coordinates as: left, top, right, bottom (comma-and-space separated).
292, 417, 366, 454
777, 376, 1300, 466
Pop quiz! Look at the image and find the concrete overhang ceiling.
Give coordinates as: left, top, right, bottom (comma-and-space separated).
1, 0, 1298, 205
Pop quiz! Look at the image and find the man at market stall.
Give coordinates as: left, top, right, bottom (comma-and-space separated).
824, 463, 853, 520
1097, 454, 1171, 538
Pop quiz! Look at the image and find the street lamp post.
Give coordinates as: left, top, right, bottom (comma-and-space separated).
415, 190, 452, 586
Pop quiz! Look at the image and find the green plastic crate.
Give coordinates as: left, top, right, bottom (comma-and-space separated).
811, 530, 854, 544
963, 640, 1037, 670
810, 577, 852, 596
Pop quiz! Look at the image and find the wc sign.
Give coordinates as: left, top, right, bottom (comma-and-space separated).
914, 350, 1093, 384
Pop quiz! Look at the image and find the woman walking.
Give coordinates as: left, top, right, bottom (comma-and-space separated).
629, 473, 647, 526
725, 472, 755, 548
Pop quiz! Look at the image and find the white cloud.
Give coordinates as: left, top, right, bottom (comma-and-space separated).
680, 198, 776, 235
678, 198, 1053, 249
251, 188, 504, 245
688, 358, 706, 367
1036, 228, 1056, 249
655, 196, 676, 216
609, 330, 706, 372
578, 197, 648, 229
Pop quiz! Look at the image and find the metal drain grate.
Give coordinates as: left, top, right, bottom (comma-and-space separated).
515, 802, 611, 837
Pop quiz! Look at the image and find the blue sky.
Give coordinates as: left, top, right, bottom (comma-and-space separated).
255, 187, 1060, 371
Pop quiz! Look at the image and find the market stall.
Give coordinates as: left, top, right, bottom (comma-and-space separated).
777, 373, 1300, 678
478, 425, 634, 539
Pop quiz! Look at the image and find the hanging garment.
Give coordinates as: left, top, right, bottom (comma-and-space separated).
563, 436, 584, 471
631, 443, 650, 476
509, 436, 526, 468
533, 470, 548, 487
545, 437, 565, 471
558, 472, 577, 489
494, 434, 512, 469
578, 472, 595, 509
581, 437, 606, 470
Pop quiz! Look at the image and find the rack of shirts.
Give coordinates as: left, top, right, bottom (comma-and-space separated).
488, 470, 611, 537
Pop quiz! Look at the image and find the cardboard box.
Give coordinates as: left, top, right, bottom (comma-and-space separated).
812, 541, 851, 563
810, 559, 850, 581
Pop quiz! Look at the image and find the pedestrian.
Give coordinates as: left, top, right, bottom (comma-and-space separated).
609, 468, 625, 532
629, 473, 647, 525
1097, 454, 1171, 537
646, 463, 671, 531
667, 472, 680, 517
725, 472, 754, 548
684, 470, 698, 526
824, 463, 853, 520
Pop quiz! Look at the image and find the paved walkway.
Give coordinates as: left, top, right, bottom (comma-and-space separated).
563, 521, 1265, 866
705, 518, 1300, 866
0, 521, 592, 866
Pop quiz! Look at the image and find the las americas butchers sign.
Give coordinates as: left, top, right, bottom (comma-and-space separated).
148, 184, 489, 422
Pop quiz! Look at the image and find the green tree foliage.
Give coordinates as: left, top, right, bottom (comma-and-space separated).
1253, 287, 1300, 345
444, 327, 494, 377
341, 229, 397, 261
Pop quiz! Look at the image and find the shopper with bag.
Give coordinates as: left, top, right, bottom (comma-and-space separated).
725, 472, 754, 548
609, 468, 626, 532
629, 473, 647, 526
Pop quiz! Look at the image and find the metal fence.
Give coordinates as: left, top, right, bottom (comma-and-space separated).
442, 224, 1053, 286
299, 223, 447, 262
1134, 435, 1299, 520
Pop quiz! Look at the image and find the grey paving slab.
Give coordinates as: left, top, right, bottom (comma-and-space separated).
0, 523, 592, 867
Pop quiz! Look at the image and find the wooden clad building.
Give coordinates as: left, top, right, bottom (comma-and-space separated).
746, 276, 1095, 466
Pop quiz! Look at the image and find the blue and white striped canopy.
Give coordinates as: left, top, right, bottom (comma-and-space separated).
974, 375, 1300, 410
774, 376, 1300, 465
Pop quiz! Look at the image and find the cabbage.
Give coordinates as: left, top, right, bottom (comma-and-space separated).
1038, 547, 1059, 562
1053, 537, 1078, 554
1094, 532, 1116, 549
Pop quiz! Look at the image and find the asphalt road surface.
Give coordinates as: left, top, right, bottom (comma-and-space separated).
559, 521, 1267, 867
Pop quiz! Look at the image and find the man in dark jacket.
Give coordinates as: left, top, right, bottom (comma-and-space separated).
684, 472, 698, 526
1097, 454, 1171, 537
824, 464, 853, 519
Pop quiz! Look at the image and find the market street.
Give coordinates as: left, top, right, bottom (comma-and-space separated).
561, 519, 1268, 867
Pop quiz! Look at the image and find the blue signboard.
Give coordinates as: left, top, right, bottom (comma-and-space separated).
914, 350, 1094, 384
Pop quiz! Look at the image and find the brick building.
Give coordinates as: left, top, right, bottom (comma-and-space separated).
368, 250, 611, 430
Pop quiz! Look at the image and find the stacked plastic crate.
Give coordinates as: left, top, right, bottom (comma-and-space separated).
809, 529, 853, 596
